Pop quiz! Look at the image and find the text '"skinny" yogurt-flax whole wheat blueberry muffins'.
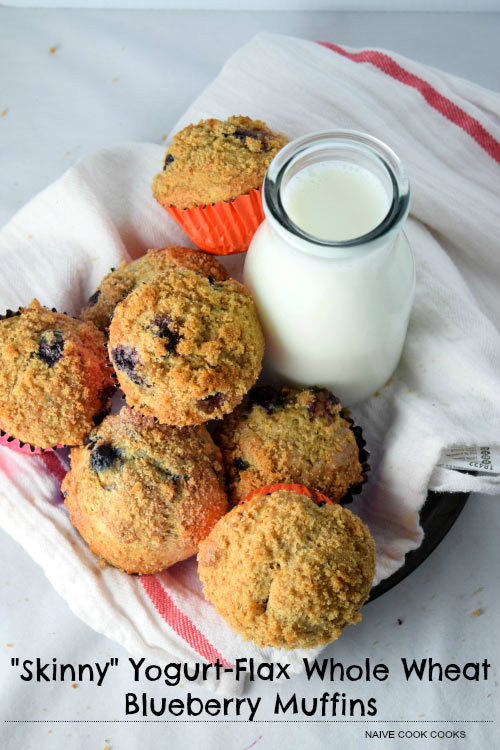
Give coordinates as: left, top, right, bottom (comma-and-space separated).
215, 385, 367, 504
108, 267, 265, 426
81, 246, 229, 332
152, 116, 289, 254
198, 488, 376, 649
62, 406, 228, 574
0, 300, 114, 449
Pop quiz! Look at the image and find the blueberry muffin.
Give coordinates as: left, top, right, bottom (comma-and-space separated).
108, 267, 265, 426
152, 116, 289, 210
81, 246, 229, 332
198, 488, 376, 649
62, 406, 228, 574
0, 300, 114, 449
214, 385, 367, 504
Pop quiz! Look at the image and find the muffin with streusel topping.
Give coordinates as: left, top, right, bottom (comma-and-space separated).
0, 300, 114, 449
108, 267, 264, 425
214, 385, 368, 504
81, 245, 229, 332
198, 488, 376, 649
152, 116, 289, 254
153, 116, 288, 209
63, 406, 228, 574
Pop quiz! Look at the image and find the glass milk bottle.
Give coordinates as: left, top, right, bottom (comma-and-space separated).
243, 130, 414, 405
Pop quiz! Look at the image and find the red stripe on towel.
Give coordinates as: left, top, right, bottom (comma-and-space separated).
140, 575, 231, 667
39, 451, 67, 484
318, 41, 500, 166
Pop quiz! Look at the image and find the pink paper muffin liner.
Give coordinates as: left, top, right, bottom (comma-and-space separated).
0, 430, 62, 455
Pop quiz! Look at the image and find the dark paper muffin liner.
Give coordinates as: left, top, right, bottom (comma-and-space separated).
339, 408, 371, 506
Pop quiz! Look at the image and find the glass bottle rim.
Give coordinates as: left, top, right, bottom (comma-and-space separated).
262, 129, 410, 250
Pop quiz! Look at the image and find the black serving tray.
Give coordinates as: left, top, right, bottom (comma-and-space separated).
368, 490, 469, 602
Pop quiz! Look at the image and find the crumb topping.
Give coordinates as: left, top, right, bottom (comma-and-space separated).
152, 116, 289, 209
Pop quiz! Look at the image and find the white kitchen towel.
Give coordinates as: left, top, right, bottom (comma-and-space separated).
1, 33, 500, 695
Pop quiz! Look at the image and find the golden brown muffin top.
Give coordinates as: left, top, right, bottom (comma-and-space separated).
152, 116, 289, 209
0, 299, 114, 448
215, 385, 365, 504
198, 489, 376, 649
108, 267, 264, 426
81, 246, 229, 332
62, 406, 228, 574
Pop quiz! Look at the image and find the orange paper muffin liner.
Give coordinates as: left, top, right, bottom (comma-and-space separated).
162, 187, 264, 256
239, 482, 335, 507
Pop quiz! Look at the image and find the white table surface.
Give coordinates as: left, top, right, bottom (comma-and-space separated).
1, 9, 499, 750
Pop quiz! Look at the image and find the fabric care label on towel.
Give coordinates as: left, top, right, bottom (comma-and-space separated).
437, 446, 500, 476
